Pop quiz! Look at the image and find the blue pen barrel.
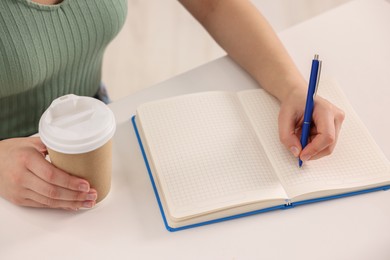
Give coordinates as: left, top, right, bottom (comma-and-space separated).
299, 56, 320, 166
303, 59, 319, 124
299, 55, 321, 167
300, 123, 311, 148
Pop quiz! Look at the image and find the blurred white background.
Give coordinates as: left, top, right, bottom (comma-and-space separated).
102, 0, 351, 101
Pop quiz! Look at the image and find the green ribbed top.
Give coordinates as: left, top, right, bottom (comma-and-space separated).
0, 0, 127, 139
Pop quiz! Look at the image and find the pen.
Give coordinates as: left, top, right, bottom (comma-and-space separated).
299, 54, 322, 167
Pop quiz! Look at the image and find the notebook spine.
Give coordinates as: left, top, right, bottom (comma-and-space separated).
283, 199, 294, 209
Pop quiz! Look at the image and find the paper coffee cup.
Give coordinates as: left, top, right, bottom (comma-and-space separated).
39, 94, 116, 203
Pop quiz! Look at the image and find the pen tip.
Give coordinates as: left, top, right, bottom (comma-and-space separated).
299, 160, 303, 168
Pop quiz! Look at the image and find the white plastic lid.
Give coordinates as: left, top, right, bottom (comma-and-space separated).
39, 94, 116, 154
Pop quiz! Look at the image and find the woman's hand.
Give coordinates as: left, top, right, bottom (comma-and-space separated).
278, 88, 345, 162
0, 137, 97, 210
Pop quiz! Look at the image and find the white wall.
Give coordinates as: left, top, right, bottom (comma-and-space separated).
102, 0, 351, 101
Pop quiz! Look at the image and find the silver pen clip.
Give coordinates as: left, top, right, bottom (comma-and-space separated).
314, 57, 322, 97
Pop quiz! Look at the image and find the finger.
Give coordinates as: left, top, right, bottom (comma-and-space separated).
300, 114, 336, 161
333, 110, 344, 140
23, 189, 96, 210
308, 146, 334, 160
15, 198, 50, 208
309, 113, 344, 160
19, 168, 97, 204
24, 172, 98, 202
25, 151, 91, 192
278, 111, 302, 157
29, 137, 48, 156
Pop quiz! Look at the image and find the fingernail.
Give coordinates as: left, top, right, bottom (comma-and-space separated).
86, 193, 97, 201
83, 201, 95, 208
78, 183, 90, 192
290, 146, 300, 157
301, 154, 311, 161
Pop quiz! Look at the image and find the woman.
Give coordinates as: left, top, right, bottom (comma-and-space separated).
0, 0, 344, 210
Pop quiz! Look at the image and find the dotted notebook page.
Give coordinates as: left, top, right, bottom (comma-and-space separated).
238, 79, 390, 199
137, 92, 288, 220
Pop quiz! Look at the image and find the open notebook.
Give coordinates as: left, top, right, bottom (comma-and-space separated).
131, 79, 390, 231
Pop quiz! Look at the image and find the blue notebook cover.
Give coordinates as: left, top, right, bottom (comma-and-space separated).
131, 115, 390, 232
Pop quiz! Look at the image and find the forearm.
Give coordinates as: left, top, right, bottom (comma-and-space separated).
179, 0, 306, 102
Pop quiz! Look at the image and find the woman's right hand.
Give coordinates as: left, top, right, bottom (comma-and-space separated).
278, 87, 345, 162
0, 137, 97, 210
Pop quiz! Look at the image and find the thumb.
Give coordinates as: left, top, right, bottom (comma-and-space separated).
278, 111, 302, 158
30, 137, 48, 156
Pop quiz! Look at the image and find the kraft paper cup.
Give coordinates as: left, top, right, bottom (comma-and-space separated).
39, 94, 116, 203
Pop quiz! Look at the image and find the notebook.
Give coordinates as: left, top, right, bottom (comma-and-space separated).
131, 79, 390, 231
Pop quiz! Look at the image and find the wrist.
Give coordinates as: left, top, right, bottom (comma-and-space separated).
260, 74, 307, 103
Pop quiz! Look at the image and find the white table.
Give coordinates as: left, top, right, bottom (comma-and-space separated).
1, 0, 390, 259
